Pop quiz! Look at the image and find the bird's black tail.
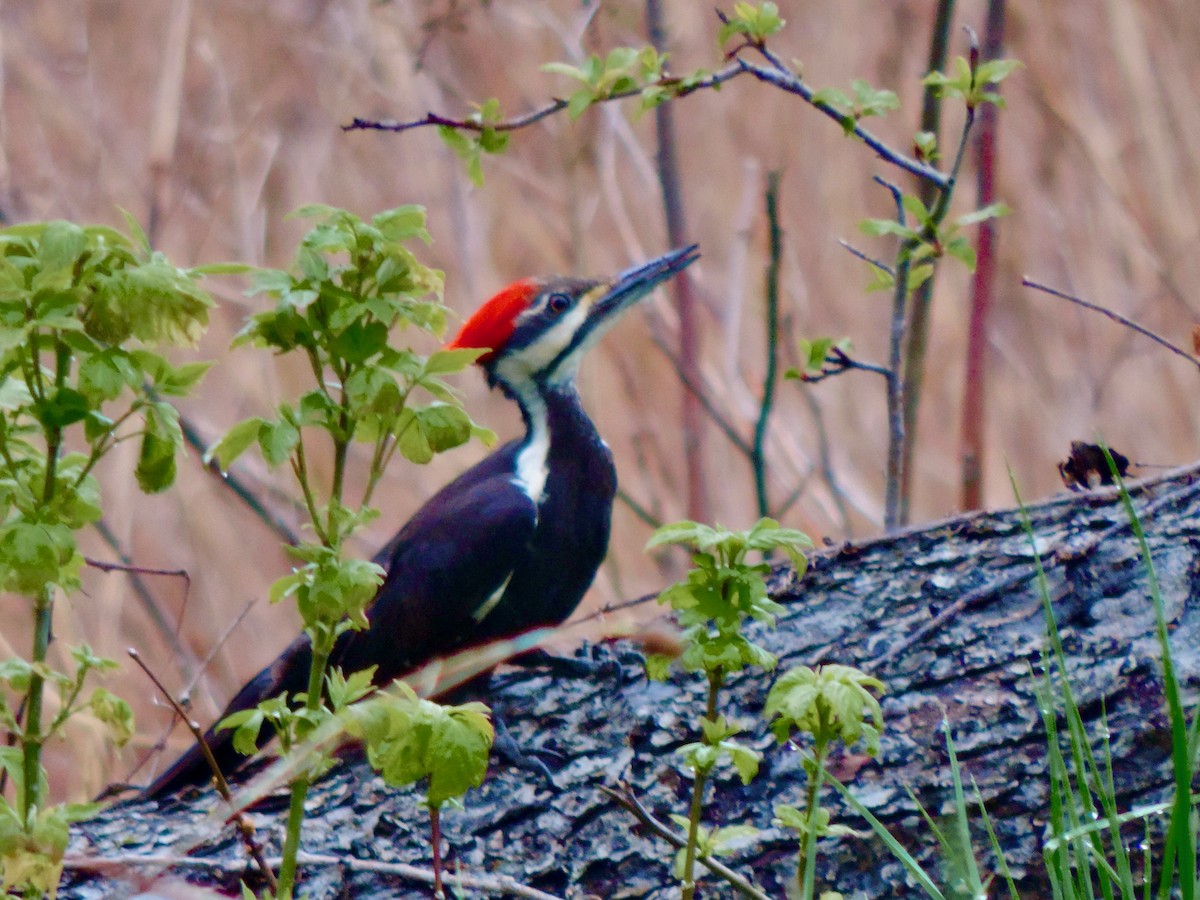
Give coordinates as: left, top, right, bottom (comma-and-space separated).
141, 634, 314, 800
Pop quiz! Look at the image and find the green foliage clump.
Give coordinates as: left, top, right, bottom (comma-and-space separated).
767, 664, 885, 896
0, 216, 211, 897
347, 682, 493, 810
544, 46, 671, 119
207, 204, 492, 899
718, 2, 786, 46
647, 518, 811, 899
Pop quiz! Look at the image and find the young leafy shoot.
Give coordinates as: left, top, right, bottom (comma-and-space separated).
208, 205, 492, 899
646, 517, 811, 900
923, 56, 1023, 110
0, 217, 211, 896
811, 79, 900, 135
345, 682, 493, 897
543, 46, 669, 120
766, 663, 885, 896
718, 2, 786, 47
437, 98, 510, 187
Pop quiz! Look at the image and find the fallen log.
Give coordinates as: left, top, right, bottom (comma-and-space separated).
63, 464, 1200, 898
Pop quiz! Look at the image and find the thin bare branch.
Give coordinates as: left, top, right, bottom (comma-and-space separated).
615, 487, 664, 530
801, 347, 891, 384
1022, 278, 1200, 372
648, 0, 707, 523
85, 558, 189, 582
63, 851, 564, 900
648, 329, 753, 457
960, 0, 1007, 511
879, 176, 912, 533
127, 649, 278, 892
837, 239, 894, 276
600, 785, 771, 900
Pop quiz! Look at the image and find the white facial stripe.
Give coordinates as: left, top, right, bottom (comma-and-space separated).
544, 287, 628, 384
494, 300, 591, 384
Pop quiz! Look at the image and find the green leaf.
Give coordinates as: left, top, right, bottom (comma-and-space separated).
257, 417, 300, 468
423, 347, 484, 376
851, 79, 899, 118
811, 87, 851, 112
773, 803, 807, 832
907, 262, 935, 291
331, 320, 389, 364
154, 359, 213, 396
766, 664, 885, 751
645, 520, 720, 552
118, 207, 152, 252
0, 520, 80, 594
644, 653, 673, 681
188, 261, 256, 276
206, 417, 265, 470
957, 202, 1011, 227
136, 423, 176, 493
395, 407, 432, 464
78, 350, 136, 402
726, 742, 761, 785
0, 658, 34, 692
413, 403, 473, 454
372, 205, 431, 244
708, 823, 760, 854
542, 61, 587, 83
437, 126, 487, 186
944, 237, 977, 271
859, 218, 918, 240
567, 89, 593, 120
900, 193, 932, 226
221, 707, 267, 756
719, 1, 786, 45
33, 388, 90, 429
88, 688, 134, 745
913, 130, 939, 162
325, 665, 378, 711
356, 685, 494, 808
975, 58, 1023, 87
426, 704, 494, 807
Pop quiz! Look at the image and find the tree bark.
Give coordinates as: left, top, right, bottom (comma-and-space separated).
65, 463, 1200, 898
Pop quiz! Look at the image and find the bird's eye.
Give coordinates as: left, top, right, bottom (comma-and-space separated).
546, 292, 572, 314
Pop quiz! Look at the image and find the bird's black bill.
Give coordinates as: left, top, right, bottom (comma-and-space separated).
592, 244, 700, 321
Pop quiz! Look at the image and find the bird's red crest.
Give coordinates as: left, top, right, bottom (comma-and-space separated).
446, 278, 539, 363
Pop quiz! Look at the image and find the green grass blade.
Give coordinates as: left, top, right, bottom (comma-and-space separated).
1101, 446, 1195, 900
944, 720, 987, 897
823, 765, 946, 899
974, 777, 1021, 899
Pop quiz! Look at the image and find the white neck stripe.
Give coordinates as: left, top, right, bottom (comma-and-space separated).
510, 382, 550, 506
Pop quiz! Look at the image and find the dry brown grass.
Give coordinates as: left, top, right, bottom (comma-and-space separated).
2, 0, 1198, 800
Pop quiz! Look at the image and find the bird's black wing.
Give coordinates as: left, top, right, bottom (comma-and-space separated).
143, 443, 535, 799
331, 448, 539, 681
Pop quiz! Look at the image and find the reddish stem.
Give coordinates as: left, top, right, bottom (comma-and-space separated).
430, 806, 444, 898
959, 0, 1007, 510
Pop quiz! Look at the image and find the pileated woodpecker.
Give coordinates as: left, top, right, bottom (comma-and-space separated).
143, 245, 699, 798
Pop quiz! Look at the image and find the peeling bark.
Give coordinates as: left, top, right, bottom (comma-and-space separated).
64, 464, 1200, 898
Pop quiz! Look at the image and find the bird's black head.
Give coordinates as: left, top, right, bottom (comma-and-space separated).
447, 245, 699, 393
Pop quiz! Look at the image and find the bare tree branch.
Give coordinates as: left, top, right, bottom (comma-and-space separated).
1022, 278, 1200, 373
